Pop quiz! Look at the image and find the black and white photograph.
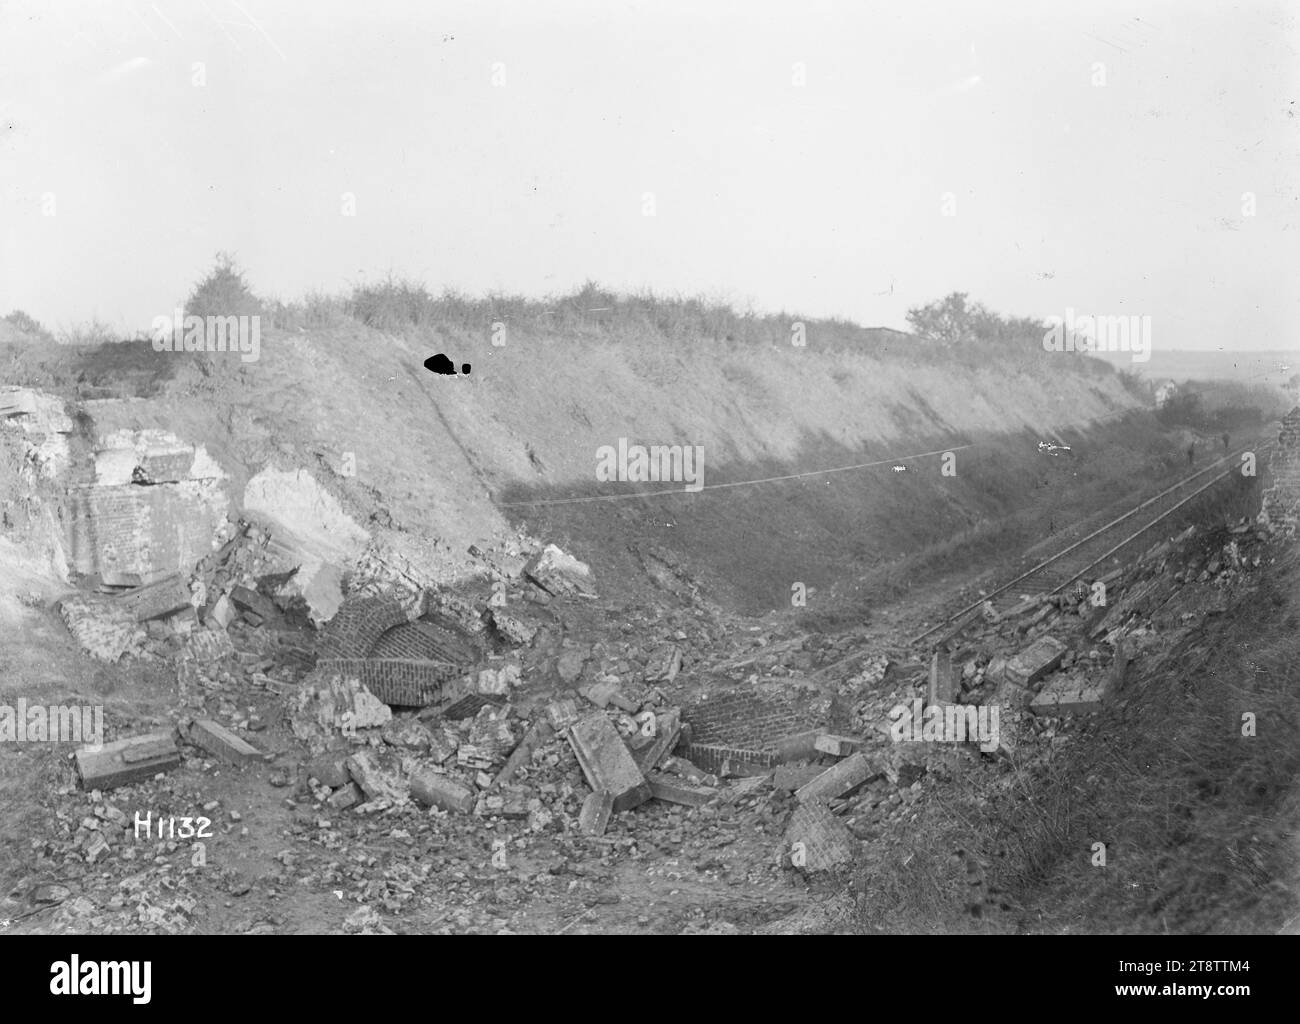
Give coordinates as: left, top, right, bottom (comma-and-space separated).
0, 0, 1296, 985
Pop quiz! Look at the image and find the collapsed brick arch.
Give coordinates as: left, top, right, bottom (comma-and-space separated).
314, 592, 482, 707
316, 594, 409, 660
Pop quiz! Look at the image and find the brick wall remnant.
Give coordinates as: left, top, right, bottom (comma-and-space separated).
315, 657, 459, 707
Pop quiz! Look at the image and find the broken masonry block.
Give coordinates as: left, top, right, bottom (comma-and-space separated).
927, 648, 958, 707
229, 584, 281, 622
578, 790, 615, 836
207, 593, 235, 630
545, 698, 582, 730
1111, 638, 1129, 691
187, 719, 263, 765
426, 729, 459, 765
410, 770, 475, 814
631, 708, 682, 772
567, 713, 651, 813
456, 743, 496, 771
524, 544, 597, 599
487, 609, 539, 646
326, 782, 364, 810
1029, 674, 1111, 717
578, 679, 638, 712
646, 771, 716, 808
306, 753, 352, 788
75, 732, 181, 791
795, 751, 876, 805
813, 733, 865, 758
345, 750, 408, 803
112, 573, 191, 622
1005, 635, 1068, 688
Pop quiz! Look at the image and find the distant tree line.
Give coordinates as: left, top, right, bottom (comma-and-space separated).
905, 292, 1057, 352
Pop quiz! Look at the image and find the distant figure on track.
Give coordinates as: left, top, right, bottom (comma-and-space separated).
1222, 431, 1230, 452
1186, 440, 1195, 467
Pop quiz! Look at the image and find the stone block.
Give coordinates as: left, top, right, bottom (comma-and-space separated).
632, 707, 682, 772
327, 782, 364, 810
927, 648, 957, 707
112, 573, 191, 622
345, 750, 408, 803
1005, 635, 1068, 687
646, 771, 716, 808
208, 594, 235, 629
813, 733, 864, 758
546, 698, 582, 730
1030, 673, 1112, 716
75, 732, 180, 791
795, 751, 876, 805
188, 719, 262, 764
524, 544, 596, 599
578, 790, 614, 836
411, 770, 474, 813
567, 713, 651, 813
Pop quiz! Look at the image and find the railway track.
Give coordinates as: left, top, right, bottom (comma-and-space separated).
912, 428, 1278, 645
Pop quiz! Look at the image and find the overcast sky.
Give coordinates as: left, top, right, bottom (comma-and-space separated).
1, 0, 1297, 350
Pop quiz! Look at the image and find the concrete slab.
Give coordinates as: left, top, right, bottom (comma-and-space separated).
112, 573, 191, 622
188, 719, 262, 764
411, 770, 474, 813
567, 713, 651, 813
646, 771, 716, 807
578, 790, 614, 836
795, 751, 877, 804
1006, 635, 1068, 687
631, 708, 682, 772
1030, 672, 1112, 716
75, 732, 180, 791
927, 649, 958, 707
